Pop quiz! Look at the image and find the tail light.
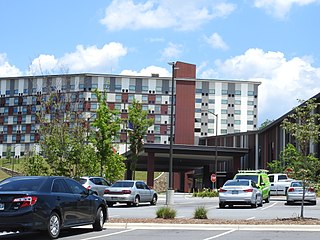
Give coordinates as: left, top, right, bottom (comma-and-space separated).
243, 189, 253, 192
219, 188, 227, 193
308, 187, 315, 192
288, 187, 294, 192
13, 196, 38, 208
104, 189, 110, 194
86, 186, 91, 190
122, 190, 131, 194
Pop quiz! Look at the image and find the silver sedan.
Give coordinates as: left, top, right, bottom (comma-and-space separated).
219, 179, 263, 208
103, 180, 158, 207
286, 181, 317, 205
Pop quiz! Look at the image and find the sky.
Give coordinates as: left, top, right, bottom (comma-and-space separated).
1, 0, 320, 126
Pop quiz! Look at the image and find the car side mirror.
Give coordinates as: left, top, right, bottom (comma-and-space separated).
261, 182, 265, 186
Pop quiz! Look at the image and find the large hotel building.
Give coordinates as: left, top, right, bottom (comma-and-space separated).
0, 62, 260, 159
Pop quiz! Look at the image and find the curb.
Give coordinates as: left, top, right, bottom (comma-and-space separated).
107, 223, 320, 231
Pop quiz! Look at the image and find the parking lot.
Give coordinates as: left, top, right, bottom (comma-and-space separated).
2, 193, 320, 239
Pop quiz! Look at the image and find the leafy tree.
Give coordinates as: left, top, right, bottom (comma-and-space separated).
267, 143, 300, 174
38, 89, 99, 177
259, 119, 274, 129
22, 151, 51, 176
91, 90, 125, 178
127, 99, 154, 179
281, 98, 320, 218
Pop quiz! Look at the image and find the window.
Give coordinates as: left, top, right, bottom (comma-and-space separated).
247, 110, 254, 115
115, 85, 122, 91
52, 179, 69, 193
247, 101, 254, 106
235, 90, 241, 95
248, 91, 254, 96
221, 99, 228, 104
195, 99, 202, 103
208, 99, 215, 104
221, 109, 228, 114
209, 89, 215, 94
64, 179, 85, 194
234, 110, 241, 115
221, 90, 228, 95
129, 85, 136, 91
115, 94, 122, 101
142, 95, 148, 103
142, 86, 148, 92
235, 120, 241, 125
156, 86, 162, 92
221, 119, 227, 124
196, 88, 202, 93
247, 120, 254, 125
156, 96, 161, 103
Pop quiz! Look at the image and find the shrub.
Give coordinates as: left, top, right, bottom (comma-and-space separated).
192, 188, 218, 198
194, 206, 208, 219
156, 206, 176, 219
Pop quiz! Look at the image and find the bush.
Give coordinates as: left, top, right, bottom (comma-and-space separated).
156, 206, 176, 219
194, 206, 208, 219
192, 188, 218, 198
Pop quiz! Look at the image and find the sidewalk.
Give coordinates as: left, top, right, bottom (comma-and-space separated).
107, 222, 320, 231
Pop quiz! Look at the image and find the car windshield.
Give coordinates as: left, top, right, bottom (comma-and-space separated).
0, 178, 43, 191
78, 178, 87, 184
225, 180, 249, 186
111, 181, 134, 188
291, 182, 303, 187
235, 175, 258, 184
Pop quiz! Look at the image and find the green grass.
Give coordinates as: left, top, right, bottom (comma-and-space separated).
0, 169, 10, 180
135, 171, 162, 181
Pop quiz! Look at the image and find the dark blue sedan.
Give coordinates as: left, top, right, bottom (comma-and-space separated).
0, 176, 108, 239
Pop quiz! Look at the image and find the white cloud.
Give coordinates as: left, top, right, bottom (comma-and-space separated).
100, 0, 236, 31
199, 48, 320, 124
26, 42, 128, 75
120, 65, 170, 77
161, 42, 183, 60
0, 53, 22, 77
254, 0, 320, 19
28, 54, 59, 75
204, 32, 228, 50
59, 42, 127, 72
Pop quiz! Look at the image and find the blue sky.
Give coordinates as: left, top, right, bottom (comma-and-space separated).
1, 0, 320, 125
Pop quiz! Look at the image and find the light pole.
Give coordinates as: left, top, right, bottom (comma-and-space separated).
208, 110, 218, 189
166, 61, 176, 205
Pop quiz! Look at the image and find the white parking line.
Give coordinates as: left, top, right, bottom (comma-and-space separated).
261, 202, 277, 210
79, 229, 135, 240
202, 229, 236, 240
246, 217, 256, 220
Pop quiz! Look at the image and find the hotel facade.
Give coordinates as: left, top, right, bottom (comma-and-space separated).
0, 62, 260, 159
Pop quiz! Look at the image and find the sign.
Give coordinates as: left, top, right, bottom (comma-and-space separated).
210, 173, 216, 183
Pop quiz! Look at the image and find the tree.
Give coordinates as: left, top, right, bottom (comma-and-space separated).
22, 151, 51, 176
127, 99, 154, 179
91, 90, 125, 179
281, 98, 320, 218
259, 119, 274, 129
38, 86, 99, 177
267, 143, 300, 174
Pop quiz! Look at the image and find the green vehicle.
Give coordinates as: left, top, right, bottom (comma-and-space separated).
233, 169, 271, 203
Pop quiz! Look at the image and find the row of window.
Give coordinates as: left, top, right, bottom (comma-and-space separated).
195, 89, 256, 96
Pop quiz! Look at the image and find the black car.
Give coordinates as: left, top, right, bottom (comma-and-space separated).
0, 176, 108, 239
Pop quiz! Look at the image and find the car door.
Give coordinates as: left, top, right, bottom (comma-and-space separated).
136, 181, 149, 202
91, 177, 110, 197
64, 178, 94, 224
51, 179, 78, 226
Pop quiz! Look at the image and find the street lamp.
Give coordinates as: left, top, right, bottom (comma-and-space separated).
166, 61, 177, 205
208, 110, 218, 189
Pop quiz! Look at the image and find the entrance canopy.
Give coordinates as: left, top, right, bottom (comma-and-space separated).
124, 143, 249, 172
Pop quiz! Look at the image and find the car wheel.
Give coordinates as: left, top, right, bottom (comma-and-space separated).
258, 196, 263, 207
251, 198, 258, 208
133, 196, 140, 207
150, 194, 157, 205
219, 203, 225, 208
48, 212, 61, 239
93, 207, 105, 231
286, 200, 293, 205
265, 193, 270, 203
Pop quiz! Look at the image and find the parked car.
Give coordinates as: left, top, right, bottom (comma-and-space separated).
0, 176, 108, 239
269, 173, 293, 196
219, 179, 263, 208
104, 180, 157, 207
234, 169, 271, 203
79, 176, 111, 198
286, 181, 317, 205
